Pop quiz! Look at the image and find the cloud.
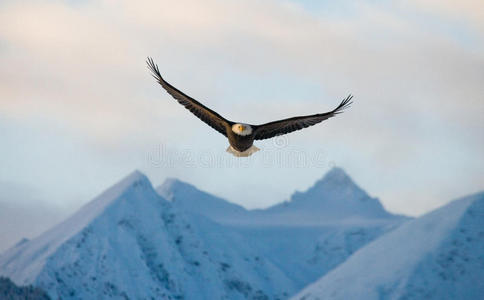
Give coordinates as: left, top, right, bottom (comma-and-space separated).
0, 0, 482, 218
0, 181, 71, 252
404, 0, 484, 31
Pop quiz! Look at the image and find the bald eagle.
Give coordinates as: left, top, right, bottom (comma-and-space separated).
147, 57, 352, 157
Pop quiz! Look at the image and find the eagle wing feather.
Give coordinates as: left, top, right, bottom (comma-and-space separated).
147, 57, 230, 137
253, 95, 353, 140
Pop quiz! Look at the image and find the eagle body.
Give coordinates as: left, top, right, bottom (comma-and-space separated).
227, 123, 255, 152
147, 58, 352, 157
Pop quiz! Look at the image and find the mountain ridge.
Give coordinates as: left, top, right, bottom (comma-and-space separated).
152, 168, 409, 292
157, 167, 406, 226
293, 191, 484, 300
0, 170, 161, 285
0, 167, 421, 299
266, 167, 394, 220
0, 171, 296, 299
157, 178, 248, 223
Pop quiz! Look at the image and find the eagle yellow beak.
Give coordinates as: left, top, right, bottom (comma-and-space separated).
240, 125, 245, 131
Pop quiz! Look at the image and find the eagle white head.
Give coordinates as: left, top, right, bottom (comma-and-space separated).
232, 123, 253, 136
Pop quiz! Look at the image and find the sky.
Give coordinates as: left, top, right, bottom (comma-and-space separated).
0, 0, 483, 251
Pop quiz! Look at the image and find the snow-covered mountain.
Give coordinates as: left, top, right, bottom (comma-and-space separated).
0, 171, 295, 299
293, 192, 484, 300
157, 168, 407, 291
158, 167, 406, 226
0, 167, 415, 299
2, 170, 482, 300
232, 223, 399, 291
157, 178, 248, 223
259, 167, 402, 225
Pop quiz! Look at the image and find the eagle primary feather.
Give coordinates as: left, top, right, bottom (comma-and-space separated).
147, 57, 230, 137
252, 95, 353, 140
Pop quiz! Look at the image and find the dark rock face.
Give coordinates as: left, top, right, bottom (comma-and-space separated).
0, 277, 50, 300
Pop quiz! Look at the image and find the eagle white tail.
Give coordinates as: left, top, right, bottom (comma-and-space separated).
226, 145, 260, 157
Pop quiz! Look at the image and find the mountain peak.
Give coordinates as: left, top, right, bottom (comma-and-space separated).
301, 167, 365, 199
322, 167, 352, 182
313, 167, 358, 191
265, 167, 397, 221
294, 191, 484, 299
81, 170, 153, 210
156, 178, 247, 222
163, 177, 192, 188
115, 170, 150, 190
0, 170, 158, 284
157, 178, 196, 201
162, 177, 182, 186
95, 170, 153, 204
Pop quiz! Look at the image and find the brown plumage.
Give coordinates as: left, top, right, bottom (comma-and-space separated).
147, 57, 353, 157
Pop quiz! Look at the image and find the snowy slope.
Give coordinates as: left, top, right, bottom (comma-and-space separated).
293, 192, 484, 300
259, 167, 401, 225
0, 167, 411, 299
0, 171, 295, 299
0, 171, 148, 284
157, 168, 407, 293
232, 223, 398, 291
157, 178, 248, 223
158, 167, 406, 226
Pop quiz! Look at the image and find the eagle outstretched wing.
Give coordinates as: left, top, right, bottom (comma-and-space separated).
253, 95, 353, 140
147, 57, 231, 137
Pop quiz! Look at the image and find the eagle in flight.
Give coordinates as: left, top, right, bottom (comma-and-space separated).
147, 57, 353, 157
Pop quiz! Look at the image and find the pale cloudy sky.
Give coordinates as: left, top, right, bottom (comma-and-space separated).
1, 0, 483, 251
